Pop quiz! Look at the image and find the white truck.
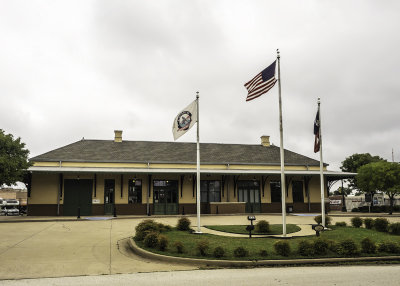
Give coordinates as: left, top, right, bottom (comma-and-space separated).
0, 198, 20, 216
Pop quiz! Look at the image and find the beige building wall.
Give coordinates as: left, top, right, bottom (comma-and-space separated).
30, 173, 58, 204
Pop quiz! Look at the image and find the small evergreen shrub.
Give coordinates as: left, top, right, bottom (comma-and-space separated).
177, 217, 191, 231
196, 239, 210, 256
143, 232, 159, 248
374, 218, 389, 232
233, 246, 249, 258
134, 219, 161, 241
158, 234, 168, 251
389, 223, 400, 235
313, 238, 329, 255
351, 217, 363, 228
259, 249, 268, 257
297, 240, 314, 256
363, 218, 374, 229
274, 240, 291, 257
314, 215, 332, 225
337, 239, 359, 256
361, 237, 376, 254
351, 208, 360, 212
213, 246, 225, 258
335, 221, 347, 227
326, 239, 339, 253
157, 223, 172, 232
173, 241, 185, 254
378, 241, 400, 253
255, 220, 270, 233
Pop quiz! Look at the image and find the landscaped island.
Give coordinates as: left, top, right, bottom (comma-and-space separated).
133, 218, 400, 261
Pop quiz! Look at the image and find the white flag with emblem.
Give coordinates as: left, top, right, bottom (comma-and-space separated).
172, 100, 198, 141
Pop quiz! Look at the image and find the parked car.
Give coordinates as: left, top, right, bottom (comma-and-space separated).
3, 207, 19, 216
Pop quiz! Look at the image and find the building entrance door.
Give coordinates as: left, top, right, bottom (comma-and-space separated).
153, 180, 178, 215
63, 179, 93, 216
104, 179, 115, 215
238, 181, 261, 213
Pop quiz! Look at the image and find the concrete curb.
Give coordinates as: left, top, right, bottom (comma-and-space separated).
128, 238, 400, 267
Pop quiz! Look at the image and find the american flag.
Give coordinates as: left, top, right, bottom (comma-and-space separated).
314, 110, 320, 153
244, 61, 277, 101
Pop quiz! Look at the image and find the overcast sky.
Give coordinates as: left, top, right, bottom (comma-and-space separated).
1, 0, 399, 171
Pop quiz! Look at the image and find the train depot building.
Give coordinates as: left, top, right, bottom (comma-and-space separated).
27, 131, 353, 216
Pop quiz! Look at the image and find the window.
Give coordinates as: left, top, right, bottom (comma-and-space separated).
128, 179, 142, 203
237, 181, 260, 203
200, 180, 221, 203
270, 181, 281, 203
292, 181, 304, 203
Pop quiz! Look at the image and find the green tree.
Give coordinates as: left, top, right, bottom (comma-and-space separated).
357, 161, 400, 215
331, 186, 352, 196
340, 153, 386, 191
0, 129, 31, 186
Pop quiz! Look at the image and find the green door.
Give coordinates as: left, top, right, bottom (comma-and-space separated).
104, 179, 115, 215
153, 180, 178, 215
238, 181, 261, 213
63, 179, 93, 216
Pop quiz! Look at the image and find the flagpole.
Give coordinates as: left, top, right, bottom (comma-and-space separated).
277, 49, 287, 237
195, 91, 202, 234
318, 98, 326, 227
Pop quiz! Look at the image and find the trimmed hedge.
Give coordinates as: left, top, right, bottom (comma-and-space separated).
374, 218, 389, 232
351, 217, 363, 228
255, 220, 270, 233
274, 240, 291, 257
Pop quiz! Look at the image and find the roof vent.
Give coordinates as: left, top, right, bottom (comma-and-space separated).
261, 135, 270, 147
114, 130, 122, 143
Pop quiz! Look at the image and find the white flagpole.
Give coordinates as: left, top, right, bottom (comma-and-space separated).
318, 98, 326, 227
277, 49, 287, 237
195, 91, 202, 233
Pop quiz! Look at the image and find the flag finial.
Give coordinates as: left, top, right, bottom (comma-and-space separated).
277, 49, 280, 59
196, 91, 199, 99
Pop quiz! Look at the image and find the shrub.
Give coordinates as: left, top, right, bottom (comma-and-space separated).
313, 238, 329, 255
363, 218, 374, 229
274, 240, 291, 257
255, 220, 270, 233
297, 240, 314, 256
134, 219, 161, 241
233, 246, 249, 258
336, 239, 359, 256
314, 215, 332, 226
335, 221, 347, 227
213, 246, 225, 258
259, 249, 268, 257
361, 237, 376, 254
158, 234, 169, 251
389, 223, 400, 235
177, 217, 191, 231
173, 241, 185, 254
326, 239, 339, 253
196, 239, 210, 256
143, 232, 159, 248
351, 217, 363, 228
378, 241, 400, 253
351, 208, 360, 212
157, 223, 172, 232
374, 218, 389, 232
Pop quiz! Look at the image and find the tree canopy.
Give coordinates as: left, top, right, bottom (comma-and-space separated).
340, 153, 386, 191
357, 161, 400, 214
0, 129, 31, 187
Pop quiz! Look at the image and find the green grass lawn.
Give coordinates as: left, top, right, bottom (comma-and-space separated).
204, 224, 300, 235
135, 226, 400, 261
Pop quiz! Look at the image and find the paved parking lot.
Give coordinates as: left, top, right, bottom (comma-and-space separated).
0, 214, 399, 280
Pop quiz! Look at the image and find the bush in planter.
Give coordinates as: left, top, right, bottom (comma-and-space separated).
335, 221, 347, 227
259, 249, 268, 257
389, 223, 400, 235
233, 246, 249, 258
255, 220, 270, 233
274, 240, 291, 257
351, 217, 363, 228
361, 237, 376, 254
177, 217, 191, 231
173, 241, 185, 254
213, 246, 225, 258
374, 218, 389, 232
336, 239, 359, 256
135, 220, 161, 241
143, 232, 159, 248
378, 241, 400, 253
158, 234, 169, 251
196, 239, 210, 256
314, 215, 332, 226
297, 240, 314, 256
363, 218, 374, 229
313, 238, 329, 255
